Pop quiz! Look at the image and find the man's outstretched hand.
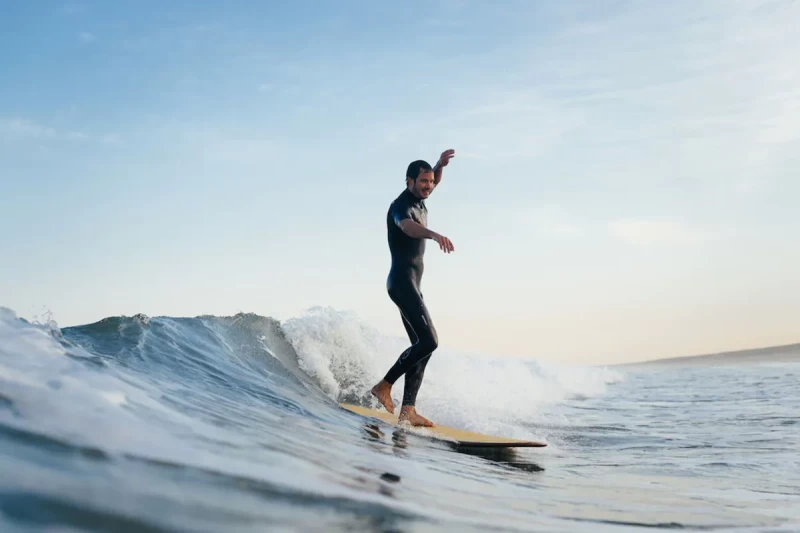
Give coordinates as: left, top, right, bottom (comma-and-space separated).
432, 233, 454, 253
437, 149, 455, 168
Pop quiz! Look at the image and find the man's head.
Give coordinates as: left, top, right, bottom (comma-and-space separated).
406, 159, 435, 199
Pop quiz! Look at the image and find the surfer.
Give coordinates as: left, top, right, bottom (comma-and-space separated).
370, 149, 456, 427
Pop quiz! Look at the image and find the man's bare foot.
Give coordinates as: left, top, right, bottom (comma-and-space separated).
370, 380, 394, 414
398, 406, 434, 427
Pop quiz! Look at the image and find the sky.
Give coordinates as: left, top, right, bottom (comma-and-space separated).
1, 0, 799, 365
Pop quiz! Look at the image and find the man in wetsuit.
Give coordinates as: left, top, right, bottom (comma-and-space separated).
370, 149, 456, 427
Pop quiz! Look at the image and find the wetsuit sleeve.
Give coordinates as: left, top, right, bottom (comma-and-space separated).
390, 201, 414, 228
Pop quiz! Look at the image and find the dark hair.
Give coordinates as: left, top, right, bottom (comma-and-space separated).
406, 160, 433, 181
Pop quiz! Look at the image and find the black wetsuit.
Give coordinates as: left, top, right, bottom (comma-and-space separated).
382, 188, 439, 407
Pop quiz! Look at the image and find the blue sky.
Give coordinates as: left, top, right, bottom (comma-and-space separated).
1, 0, 799, 364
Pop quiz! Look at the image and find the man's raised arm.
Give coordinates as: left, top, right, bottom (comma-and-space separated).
433, 149, 455, 186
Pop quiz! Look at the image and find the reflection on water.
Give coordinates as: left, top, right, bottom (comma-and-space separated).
452, 445, 545, 473
360, 421, 544, 474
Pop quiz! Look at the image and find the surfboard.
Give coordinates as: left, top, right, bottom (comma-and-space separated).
339, 403, 547, 448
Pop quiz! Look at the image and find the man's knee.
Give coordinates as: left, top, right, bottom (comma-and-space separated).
420, 329, 438, 354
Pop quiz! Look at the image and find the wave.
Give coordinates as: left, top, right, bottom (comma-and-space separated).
0, 305, 622, 444
0, 305, 635, 532
282, 306, 623, 439
0, 307, 621, 447
5, 305, 797, 532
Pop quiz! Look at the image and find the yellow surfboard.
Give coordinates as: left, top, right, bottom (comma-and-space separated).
340, 403, 547, 448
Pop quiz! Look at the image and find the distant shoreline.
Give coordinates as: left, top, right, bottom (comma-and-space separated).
618, 342, 800, 367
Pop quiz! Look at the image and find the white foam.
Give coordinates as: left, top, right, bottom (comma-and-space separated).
100, 391, 128, 406
281, 306, 385, 399
282, 307, 624, 441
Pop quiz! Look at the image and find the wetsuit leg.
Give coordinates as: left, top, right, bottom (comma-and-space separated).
402, 354, 431, 406
400, 313, 418, 345
383, 284, 438, 406
398, 312, 431, 407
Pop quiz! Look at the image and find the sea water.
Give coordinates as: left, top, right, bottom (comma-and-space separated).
0, 306, 797, 532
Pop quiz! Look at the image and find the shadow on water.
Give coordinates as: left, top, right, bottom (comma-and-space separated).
359, 422, 544, 473
450, 445, 545, 473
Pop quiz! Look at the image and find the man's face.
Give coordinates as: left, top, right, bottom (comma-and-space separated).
410, 170, 435, 199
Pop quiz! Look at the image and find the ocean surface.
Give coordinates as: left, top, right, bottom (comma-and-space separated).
0, 306, 798, 532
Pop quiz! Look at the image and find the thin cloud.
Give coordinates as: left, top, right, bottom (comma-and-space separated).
425, 88, 586, 163
0, 118, 56, 138
547, 1, 800, 194
79, 32, 95, 43
58, 2, 86, 15
519, 206, 584, 236
100, 134, 122, 145
608, 219, 713, 245
66, 131, 89, 141
0, 116, 119, 145
148, 120, 277, 165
